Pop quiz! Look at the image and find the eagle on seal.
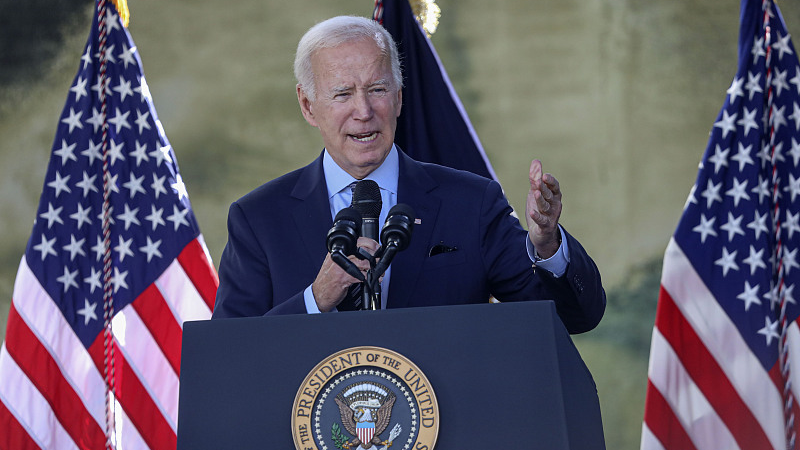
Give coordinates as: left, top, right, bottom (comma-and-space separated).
335, 391, 396, 449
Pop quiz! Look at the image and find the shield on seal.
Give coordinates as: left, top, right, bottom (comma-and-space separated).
356, 421, 375, 445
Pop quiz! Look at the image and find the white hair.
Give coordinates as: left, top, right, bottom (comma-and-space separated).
294, 16, 403, 101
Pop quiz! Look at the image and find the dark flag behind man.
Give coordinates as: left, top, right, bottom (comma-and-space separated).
642, 1, 800, 449
372, 0, 498, 181
0, 1, 218, 448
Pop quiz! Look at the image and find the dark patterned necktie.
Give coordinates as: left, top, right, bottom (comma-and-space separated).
338, 282, 363, 311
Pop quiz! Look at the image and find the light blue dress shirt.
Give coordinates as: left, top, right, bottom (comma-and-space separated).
304, 145, 568, 313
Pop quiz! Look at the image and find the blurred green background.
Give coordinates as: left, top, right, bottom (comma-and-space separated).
2, 0, 799, 448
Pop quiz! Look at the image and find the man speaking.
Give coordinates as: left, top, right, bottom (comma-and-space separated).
211, 15, 605, 334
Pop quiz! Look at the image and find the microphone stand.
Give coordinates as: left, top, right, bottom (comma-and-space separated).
357, 248, 381, 311
363, 244, 399, 311
364, 272, 379, 311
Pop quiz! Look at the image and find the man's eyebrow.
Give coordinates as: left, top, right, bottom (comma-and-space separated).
328, 80, 390, 96
368, 79, 390, 88
331, 85, 353, 95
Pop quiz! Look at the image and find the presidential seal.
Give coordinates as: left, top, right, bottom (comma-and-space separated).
292, 347, 439, 450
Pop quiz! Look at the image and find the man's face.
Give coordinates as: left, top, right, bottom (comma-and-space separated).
297, 38, 402, 179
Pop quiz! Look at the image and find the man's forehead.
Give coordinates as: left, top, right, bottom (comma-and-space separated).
312, 39, 387, 68
312, 50, 393, 90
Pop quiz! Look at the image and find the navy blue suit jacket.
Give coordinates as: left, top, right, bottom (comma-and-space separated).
212, 150, 605, 334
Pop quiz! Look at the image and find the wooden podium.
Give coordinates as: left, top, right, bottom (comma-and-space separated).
177, 301, 605, 449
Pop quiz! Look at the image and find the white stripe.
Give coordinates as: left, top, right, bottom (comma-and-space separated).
112, 305, 179, 430
417, 20, 498, 182
11, 257, 106, 428
110, 392, 149, 450
640, 422, 666, 450
648, 328, 740, 450
786, 321, 800, 421
155, 258, 211, 326
0, 344, 77, 450
661, 238, 784, 449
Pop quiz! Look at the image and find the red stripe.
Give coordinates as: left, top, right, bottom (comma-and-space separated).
768, 359, 783, 393
643, 379, 697, 450
4, 303, 106, 449
656, 286, 773, 449
0, 395, 41, 450
88, 332, 176, 450
132, 285, 183, 375
177, 238, 218, 311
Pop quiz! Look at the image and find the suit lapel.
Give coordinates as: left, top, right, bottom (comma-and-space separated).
291, 153, 333, 268
388, 152, 441, 308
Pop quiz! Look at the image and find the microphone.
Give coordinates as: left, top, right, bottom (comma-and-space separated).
351, 180, 382, 310
373, 204, 415, 278
380, 203, 415, 252
351, 180, 382, 241
327, 207, 361, 255
326, 207, 365, 282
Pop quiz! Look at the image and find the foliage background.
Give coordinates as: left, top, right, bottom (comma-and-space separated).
2, 0, 799, 447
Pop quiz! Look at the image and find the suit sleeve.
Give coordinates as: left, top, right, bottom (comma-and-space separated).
557, 231, 607, 333
480, 180, 606, 333
212, 201, 308, 318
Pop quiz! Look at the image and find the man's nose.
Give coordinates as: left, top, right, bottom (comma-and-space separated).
352, 91, 374, 120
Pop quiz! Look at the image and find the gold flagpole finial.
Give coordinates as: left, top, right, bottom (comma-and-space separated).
112, 0, 129, 27
410, 0, 441, 37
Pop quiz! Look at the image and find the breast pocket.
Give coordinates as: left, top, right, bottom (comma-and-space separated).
424, 247, 467, 269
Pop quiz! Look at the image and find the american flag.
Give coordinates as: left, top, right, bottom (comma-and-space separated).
642, 1, 800, 449
0, 1, 218, 449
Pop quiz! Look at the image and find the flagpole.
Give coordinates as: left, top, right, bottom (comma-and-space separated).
763, 0, 797, 447
95, 0, 117, 447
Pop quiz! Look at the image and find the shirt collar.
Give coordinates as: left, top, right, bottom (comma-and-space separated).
322, 145, 399, 198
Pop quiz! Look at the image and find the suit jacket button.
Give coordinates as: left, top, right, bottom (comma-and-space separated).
573, 275, 584, 293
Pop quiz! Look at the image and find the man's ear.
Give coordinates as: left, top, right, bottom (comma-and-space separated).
297, 84, 318, 127
395, 87, 403, 118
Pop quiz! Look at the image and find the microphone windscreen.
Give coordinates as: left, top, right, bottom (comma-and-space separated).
334, 206, 362, 225
352, 180, 382, 219
387, 203, 415, 222
327, 207, 362, 255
